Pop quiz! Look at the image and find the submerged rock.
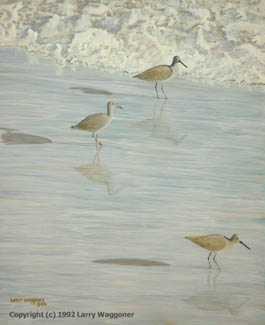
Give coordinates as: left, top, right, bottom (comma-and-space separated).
70, 86, 112, 95
93, 258, 170, 267
1, 131, 52, 145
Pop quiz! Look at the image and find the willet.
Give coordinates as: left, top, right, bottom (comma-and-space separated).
185, 234, 250, 269
71, 101, 122, 149
133, 55, 187, 99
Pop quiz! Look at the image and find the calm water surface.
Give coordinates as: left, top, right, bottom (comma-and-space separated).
0, 49, 264, 324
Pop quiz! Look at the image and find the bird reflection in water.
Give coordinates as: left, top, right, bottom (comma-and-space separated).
184, 269, 249, 315
133, 100, 186, 145
151, 100, 186, 145
75, 151, 114, 195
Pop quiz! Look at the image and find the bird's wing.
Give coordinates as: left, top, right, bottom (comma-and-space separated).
133, 65, 172, 81
186, 235, 226, 251
76, 113, 110, 132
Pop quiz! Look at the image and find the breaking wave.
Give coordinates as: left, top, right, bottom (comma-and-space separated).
0, 0, 264, 87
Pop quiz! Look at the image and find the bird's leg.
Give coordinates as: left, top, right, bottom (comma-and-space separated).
154, 82, 159, 99
93, 149, 101, 165
213, 253, 221, 270
98, 141, 103, 151
208, 251, 212, 268
161, 83, 168, 100
95, 134, 103, 152
95, 134, 99, 149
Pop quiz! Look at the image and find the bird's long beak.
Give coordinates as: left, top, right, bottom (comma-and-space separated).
240, 240, 250, 250
180, 60, 188, 68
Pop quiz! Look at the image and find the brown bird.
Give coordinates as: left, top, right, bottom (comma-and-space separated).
71, 101, 123, 149
133, 55, 187, 99
185, 234, 250, 269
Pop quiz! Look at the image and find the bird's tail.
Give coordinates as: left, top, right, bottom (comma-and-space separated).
185, 236, 193, 240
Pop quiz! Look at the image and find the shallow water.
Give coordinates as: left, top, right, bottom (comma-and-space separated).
0, 49, 265, 325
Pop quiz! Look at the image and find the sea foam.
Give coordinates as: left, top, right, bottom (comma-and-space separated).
0, 0, 264, 87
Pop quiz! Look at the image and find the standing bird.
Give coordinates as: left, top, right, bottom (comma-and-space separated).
71, 101, 123, 149
133, 55, 187, 99
185, 234, 250, 269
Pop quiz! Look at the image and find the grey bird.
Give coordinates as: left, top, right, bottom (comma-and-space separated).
71, 101, 123, 149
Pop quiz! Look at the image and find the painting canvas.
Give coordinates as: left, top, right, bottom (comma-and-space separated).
0, 1, 264, 324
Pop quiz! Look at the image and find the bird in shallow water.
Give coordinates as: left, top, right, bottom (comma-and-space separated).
133, 55, 187, 99
71, 101, 123, 149
185, 234, 250, 269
